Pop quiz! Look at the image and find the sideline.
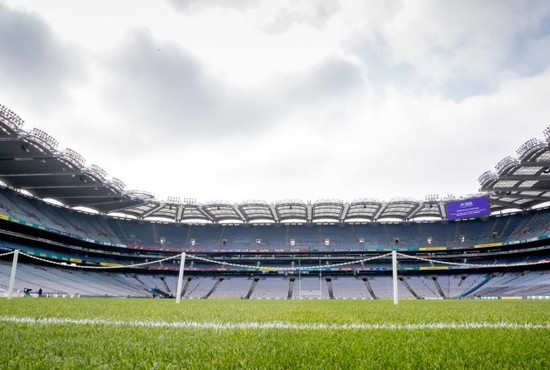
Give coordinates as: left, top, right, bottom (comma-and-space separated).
0, 316, 548, 331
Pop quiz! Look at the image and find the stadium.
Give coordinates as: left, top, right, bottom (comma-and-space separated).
0, 103, 549, 301
2, 2, 549, 368
0, 104, 549, 368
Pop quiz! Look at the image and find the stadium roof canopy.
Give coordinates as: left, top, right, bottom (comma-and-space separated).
478, 131, 550, 212
1, 104, 550, 224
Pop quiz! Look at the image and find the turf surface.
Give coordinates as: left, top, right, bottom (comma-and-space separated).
1, 298, 548, 369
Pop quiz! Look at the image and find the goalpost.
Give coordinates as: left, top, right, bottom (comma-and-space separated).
175, 252, 186, 304
392, 250, 398, 305
173, 252, 396, 303
8, 249, 18, 300
3, 250, 398, 303
7, 248, 542, 303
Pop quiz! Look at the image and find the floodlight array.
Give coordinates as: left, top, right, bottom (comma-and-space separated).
63, 148, 86, 168
478, 171, 498, 187
516, 138, 545, 160
89, 165, 108, 181
166, 196, 182, 205
109, 178, 126, 192
495, 156, 519, 175
0, 104, 25, 127
29, 128, 59, 150
3, 103, 550, 221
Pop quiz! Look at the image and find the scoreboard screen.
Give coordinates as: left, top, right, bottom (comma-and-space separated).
446, 196, 491, 220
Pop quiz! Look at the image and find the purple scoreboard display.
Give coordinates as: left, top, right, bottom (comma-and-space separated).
446, 196, 491, 220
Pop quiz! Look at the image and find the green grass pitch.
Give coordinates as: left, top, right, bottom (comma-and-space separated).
1, 298, 549, 369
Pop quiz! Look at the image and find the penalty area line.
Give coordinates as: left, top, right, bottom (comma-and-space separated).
0, 316, 549, 331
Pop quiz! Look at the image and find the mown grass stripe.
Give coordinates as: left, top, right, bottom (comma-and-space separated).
1, 316, 548, 330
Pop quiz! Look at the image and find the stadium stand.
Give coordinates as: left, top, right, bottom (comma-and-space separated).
467, 271, 550, 298
209, 277, 252, 299
250, 278, 290, 299
331, 277, 372, 299
368, 277, 413, 299
183, 277, 219, 299
0, 260, 148, 297
434, 274, 485, 298
401, 276, 441, 299
293, 276, 330, 299
2, 254, 549, 299
1, 104, 550, 300
2, 186, 550, 252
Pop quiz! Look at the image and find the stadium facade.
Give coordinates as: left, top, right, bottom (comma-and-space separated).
0, 104, 549, 299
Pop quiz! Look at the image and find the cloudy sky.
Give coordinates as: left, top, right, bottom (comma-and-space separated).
1, 0, 550, 204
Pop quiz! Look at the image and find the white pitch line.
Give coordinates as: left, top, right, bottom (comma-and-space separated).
0, 316, 549, 331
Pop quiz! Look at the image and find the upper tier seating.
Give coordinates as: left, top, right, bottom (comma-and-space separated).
2, 187, 550, 251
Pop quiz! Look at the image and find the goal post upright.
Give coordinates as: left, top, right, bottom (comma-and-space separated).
175, 252, 186, 304
392, 250, 398, 305
8, 249, 19, 300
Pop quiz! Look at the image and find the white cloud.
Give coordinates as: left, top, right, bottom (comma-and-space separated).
1, 0, 549, 205
165, 0, 259, 13
0, 3, 86, 112
346, 1, 550, 100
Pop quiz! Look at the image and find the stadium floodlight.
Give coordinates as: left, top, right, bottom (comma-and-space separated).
0, 104, 25, 128
89, 164, 108, 181
183, 198, 196, 205
478, 171, 498, 187
166, 196, 182, 205
425, 194, 439, 202
30, 128, 59, 150
516, 138, 545, 161
544, 125, 550, 142
64, 148, 86, 165
495, 156, 520, 175
109, 178, 126, 192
